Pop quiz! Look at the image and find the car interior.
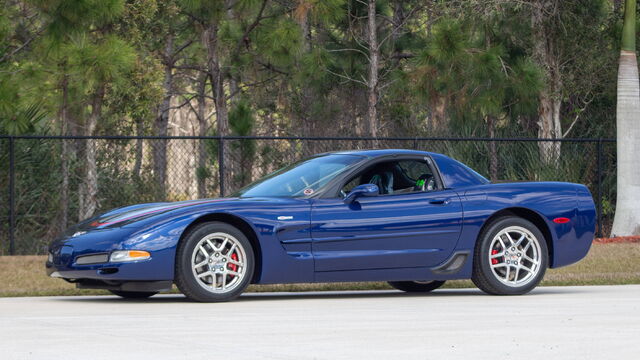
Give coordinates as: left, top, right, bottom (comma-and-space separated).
341, 159, 437, 196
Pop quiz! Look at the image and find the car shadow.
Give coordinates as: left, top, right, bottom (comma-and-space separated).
51, 286, 583, 303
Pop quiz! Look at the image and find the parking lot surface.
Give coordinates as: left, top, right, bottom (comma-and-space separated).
1, 285, 639, 359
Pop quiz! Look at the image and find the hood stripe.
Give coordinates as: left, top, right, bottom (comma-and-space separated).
91, 199, 228, 227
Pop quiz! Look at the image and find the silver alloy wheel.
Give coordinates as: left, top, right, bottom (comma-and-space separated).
488, 225, 542, 287
191, 232, 247, 293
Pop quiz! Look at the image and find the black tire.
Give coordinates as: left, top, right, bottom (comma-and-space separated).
175, 222, 255, 302
109, 290, 158, 299
472, 216, 548, 295
388, 280, 446, 293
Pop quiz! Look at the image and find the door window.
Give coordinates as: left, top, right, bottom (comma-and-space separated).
340, 159, 438, 196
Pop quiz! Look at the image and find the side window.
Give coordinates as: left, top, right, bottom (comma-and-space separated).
341, 176, 362, 194
340, 159, 438, 196
394, 160, 436, 193
397, 160, 432, 181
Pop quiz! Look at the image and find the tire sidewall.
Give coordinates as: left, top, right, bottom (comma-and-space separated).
176, 222, 255, 302
475, 217, 548, 295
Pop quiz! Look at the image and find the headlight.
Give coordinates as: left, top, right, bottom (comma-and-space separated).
110, 250, 151, 262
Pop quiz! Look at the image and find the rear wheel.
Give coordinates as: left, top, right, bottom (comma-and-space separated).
472, 216, 548, 295
175, 222, 254, 302
388, 280, 446, 293
109, 290, 157, 299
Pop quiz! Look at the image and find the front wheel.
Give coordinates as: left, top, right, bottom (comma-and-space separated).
472, 216, 548, 295
175, 222, 254, 302
388, 280, 446, 293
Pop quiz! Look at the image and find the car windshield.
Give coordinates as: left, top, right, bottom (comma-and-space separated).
235, 154, 366, 198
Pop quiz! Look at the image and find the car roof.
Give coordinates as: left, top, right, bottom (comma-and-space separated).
328, 149, 437, 157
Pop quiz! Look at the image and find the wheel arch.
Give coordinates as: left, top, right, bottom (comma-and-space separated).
479, 207, 554, 266
178, 212, 263, 283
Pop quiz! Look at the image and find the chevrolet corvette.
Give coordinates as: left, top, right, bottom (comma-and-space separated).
46, 149, 596, 301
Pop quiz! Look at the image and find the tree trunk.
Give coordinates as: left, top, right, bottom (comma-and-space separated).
58, 72, 70, 232
133, 116, 143, 178
153, 34, 174, 199
531, 1, 562, 165
295, 6, 317, 155
226, 0, 240, 106
536, 88, 562, 165
429, 96, 447, 133
487, 115, 498, 181
78, 85, 104, 220
196, 71, 208, 199
611, 0, 640, 236
391, 0, 405, 68
204, 23, 230, 195
367, 0, 379, 138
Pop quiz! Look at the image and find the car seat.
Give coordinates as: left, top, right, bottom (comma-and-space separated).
414, 174, 436, 192
368, 171, 394, 194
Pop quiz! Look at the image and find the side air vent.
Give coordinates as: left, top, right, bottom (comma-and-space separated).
432, 251, 469, 275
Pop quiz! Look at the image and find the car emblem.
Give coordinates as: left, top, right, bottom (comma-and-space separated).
277, 216, 293, 220
303, 188, 314, 195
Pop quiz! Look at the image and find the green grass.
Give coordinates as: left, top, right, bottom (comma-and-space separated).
1, 242, 638, 297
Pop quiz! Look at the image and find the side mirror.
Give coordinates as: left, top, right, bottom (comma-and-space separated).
343, 184, 379, 204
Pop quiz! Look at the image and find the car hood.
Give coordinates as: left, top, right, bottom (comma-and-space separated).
65, 198, 239, 235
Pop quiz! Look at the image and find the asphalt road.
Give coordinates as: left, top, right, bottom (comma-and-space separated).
1, 285, 639, 360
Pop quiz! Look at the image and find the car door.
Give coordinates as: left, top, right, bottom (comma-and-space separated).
310, 158, 463, 272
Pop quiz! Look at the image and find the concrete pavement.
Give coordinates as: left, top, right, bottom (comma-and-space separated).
1, 285, 639, 359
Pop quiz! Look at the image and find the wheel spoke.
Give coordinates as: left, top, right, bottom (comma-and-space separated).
193, 259, 208, 268
514, 234, 526, 248
490, 252, 504, 259
519, 263, 533, 274
228, 258, 244, 266
497, 236, 507, 250
205, 239, 217, 252
199, 245, 210, 257
197, 271, 212, 279
217, 238, 229, 251
505, 232, 514, 246
523, 255, 538, 264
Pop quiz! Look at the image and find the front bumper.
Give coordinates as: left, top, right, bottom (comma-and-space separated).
46, 235, 176, 283
46, 251, 174, 292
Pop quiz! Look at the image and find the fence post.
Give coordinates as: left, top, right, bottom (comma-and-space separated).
596, 138, 603, 238
218, 136, 225, 197
8, 136, 15, 255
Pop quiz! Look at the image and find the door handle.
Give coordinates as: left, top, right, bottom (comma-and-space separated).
429, 198, 449, 205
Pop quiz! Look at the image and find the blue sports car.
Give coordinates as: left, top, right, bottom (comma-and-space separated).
46, 149, 596, 302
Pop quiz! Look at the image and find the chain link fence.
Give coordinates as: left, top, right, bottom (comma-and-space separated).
0, 135, 616, 255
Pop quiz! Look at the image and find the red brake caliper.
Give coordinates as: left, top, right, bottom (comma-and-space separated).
491, 249, 499, 265
229, 252, 239, 277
